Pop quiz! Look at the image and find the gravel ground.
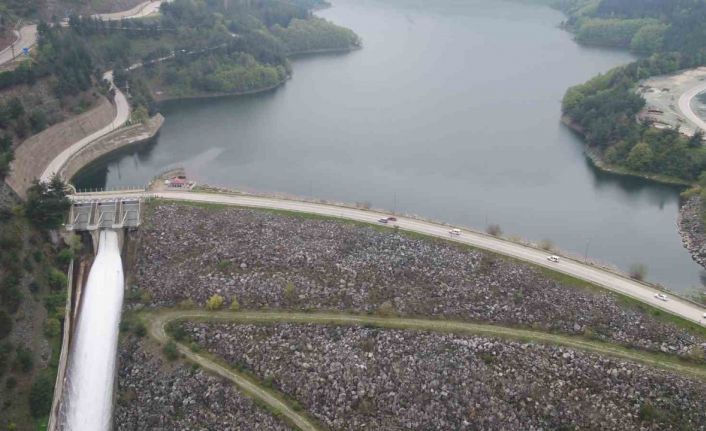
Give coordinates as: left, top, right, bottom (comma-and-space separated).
114, 336, 291, 431
184, 322, 706, 431
134, 204, 706, 357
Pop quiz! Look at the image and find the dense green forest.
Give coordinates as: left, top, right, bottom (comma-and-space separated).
558, 0, 706, 183
64, 0, 358, 99
0, 176, 73, 430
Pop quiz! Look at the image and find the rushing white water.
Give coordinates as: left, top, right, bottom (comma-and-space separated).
62, 230, 124, 431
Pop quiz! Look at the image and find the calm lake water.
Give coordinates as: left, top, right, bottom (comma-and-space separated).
75, 0, 706, 293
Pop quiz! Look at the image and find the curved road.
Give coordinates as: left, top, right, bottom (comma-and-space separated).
0, 1, 164, 68
678, 80, 706, 134
0, 24, 37, 66
91, 0, 164, 21
40, 71, 131, 182
75, 189, 706, 326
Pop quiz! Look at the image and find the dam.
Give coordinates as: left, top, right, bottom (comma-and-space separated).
48, 197, 142, 430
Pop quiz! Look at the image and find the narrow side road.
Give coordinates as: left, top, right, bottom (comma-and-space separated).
147, 310, 320, 431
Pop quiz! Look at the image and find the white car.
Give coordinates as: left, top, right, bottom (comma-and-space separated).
377, 218, 388, 224
654, 293, 668, 302
449, 228, 461, 236
546, 255, 560, 263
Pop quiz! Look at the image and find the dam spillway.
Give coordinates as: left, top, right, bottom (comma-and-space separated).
61, 229, 124, 430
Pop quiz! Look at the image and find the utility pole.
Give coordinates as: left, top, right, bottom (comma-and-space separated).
584, 238, 591, 263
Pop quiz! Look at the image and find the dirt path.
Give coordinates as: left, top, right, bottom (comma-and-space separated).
144, 311, 706, 402
146, 310, 321, 431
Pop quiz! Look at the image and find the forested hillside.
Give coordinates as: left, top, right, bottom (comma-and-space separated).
557, 0, 706, 183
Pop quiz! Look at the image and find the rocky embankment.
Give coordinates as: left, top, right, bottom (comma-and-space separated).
114, 336, 291, 431
183, 322, 706, 430
135, 204, 706, 358
679, 195, 706, 269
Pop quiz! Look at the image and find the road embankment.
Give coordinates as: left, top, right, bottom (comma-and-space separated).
60, 114, 164, 182
6, 96, 116, 197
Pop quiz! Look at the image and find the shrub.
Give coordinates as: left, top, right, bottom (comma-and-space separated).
29, 373, 54, 418
229, 296, 240, 311
638, 402, 668, 422
133, 322, 147, 338
205, 294, 224, 310
167, 322, 187, 341
44, 318, 61, 338
56, 248, 74, 266
629, 263, 648, 281
283, 282, 296, 302
216, 260, 232, 271
163, 341, 179, 361
14, 347, 33, 373
2, 286, 23, 314
0, 343, 12, 375
5, 376, 17, 390
0, 311, 12, 339
44, 290, 67, 316
539, 239, 554, 251
376, 301, 395, 317
48, 268, 68, 290
486, 224, 502, 237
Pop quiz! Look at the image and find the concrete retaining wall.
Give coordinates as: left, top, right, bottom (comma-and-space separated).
6, 97, 116, 198
60, 114, 164, 183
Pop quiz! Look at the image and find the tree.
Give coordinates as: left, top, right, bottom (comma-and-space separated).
626, 142, 653, 171
24, 175, 71, 229
163, 340, 179, 360
689, 129, 704, 148
29, 373, 54, 418
205, 294, 224, 310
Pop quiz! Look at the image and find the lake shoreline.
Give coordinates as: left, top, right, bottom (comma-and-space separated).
561, 116, 692, 187
153, 46, 360, 104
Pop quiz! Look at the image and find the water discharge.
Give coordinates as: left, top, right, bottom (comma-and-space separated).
62, 230, 124, 431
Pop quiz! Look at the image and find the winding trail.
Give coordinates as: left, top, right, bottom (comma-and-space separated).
143, 310, 706, 427
147, 310, 320, 431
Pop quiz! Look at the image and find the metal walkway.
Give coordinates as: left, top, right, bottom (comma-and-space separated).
66, 198, 142, 231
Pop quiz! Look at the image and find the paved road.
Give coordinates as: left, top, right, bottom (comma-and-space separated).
678, 80, 706, 134
148, 310, 706, 379
41, 71, 131, 182
0, 24, 37, 66
0, 1, 164, 68
92, 0, 164, 21
74, 189, 706, 326
148, 311, 319, 431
